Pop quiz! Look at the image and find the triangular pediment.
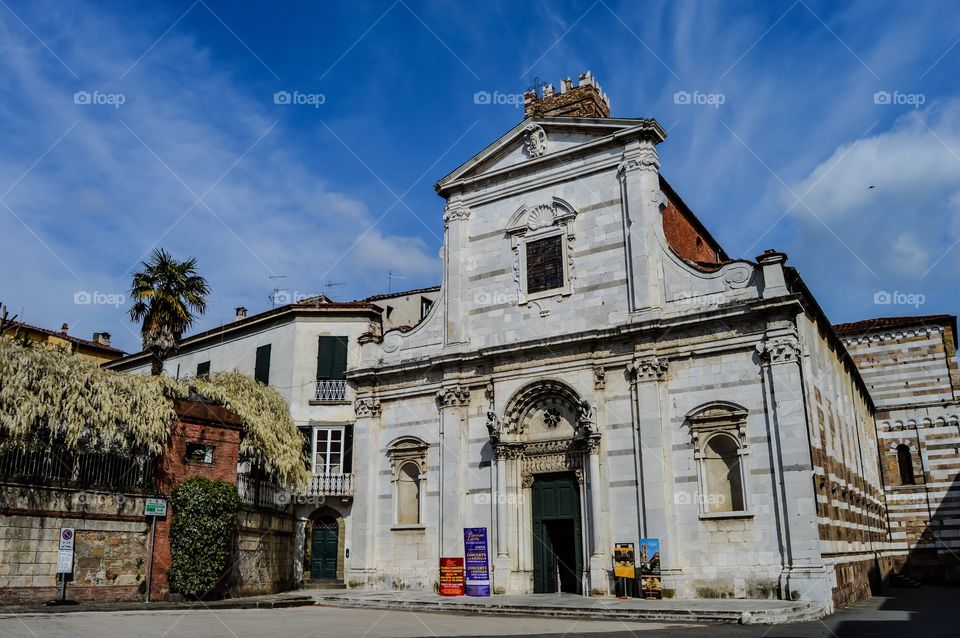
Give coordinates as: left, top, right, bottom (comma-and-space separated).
436, 117, 665, 193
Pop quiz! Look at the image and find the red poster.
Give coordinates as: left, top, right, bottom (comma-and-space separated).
439, 557, 465, 596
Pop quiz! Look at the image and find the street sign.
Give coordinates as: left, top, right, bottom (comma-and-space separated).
57, 528, 74, 574
144, 498, 167, 517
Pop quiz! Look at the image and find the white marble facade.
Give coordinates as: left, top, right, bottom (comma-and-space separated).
343, 114, 882, 608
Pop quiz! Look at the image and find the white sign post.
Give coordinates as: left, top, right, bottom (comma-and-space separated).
56, 528, 74, 601
144, 498, 168, 603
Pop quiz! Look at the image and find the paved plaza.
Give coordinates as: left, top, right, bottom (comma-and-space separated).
0, 587, 953, 638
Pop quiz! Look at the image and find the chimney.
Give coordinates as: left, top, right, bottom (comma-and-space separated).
60, 323, 69, 335
523, 70, 611, 119
92, 332, 112, 347
235, 307, 248, 320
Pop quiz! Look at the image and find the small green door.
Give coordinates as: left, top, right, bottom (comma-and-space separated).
310, 517, 338, 579
532, 473, 583, 594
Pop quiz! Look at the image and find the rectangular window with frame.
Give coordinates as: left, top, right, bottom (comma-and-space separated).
525, 234, 564, 294
196, 361, 211, 378
313, 426, 348, 474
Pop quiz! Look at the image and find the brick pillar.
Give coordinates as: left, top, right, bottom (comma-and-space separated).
149, 400, 242, 600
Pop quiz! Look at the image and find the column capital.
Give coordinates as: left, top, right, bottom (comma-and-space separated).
436, 384, 470, 408
627, 356, 669, 383
442, 204, 471, 224
354, 396, 381, 419
616, 144, 660, 181
756, 335, 801, 365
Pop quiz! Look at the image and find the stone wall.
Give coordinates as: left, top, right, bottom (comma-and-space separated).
233, 507, 295, 596
0, 485, 150, 605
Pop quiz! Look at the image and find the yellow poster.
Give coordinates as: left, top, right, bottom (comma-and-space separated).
613, 543, 635, 579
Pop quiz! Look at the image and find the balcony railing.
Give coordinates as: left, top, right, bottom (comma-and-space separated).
314, 379, 347, 402
237, 472, 285, 510
304, 472, 354, 497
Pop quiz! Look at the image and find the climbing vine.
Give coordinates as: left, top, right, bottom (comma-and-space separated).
0, 339, 308, 488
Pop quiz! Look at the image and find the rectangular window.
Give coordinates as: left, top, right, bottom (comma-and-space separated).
316, 336, 348, 380
196, 361, 210, 378
313, 427, 345, 474
254, 344, 271, 385
526, 234, 564, 294
420, 296, 433, 320
186, 443, 214, 464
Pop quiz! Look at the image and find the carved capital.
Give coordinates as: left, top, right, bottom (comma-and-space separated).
584, 435, 602, 455
436, 384, 470, 408
627, 356, 669, 383
521, 474, 535, 489
354, 397, 381, 419
443, 204, 471, 224
494, 444, 522, 461
616, 145, 659, 180
756, 336, 801, 365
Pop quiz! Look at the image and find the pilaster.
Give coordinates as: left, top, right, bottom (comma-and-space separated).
443, 197, 470, 345
348, 396, 381, 580
436, 384, 470, 558
617, 139, 664, 312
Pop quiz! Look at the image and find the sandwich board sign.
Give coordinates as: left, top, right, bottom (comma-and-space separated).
56, 528, 74, 574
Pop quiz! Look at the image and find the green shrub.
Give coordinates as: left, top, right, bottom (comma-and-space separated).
167, 477, 240, 598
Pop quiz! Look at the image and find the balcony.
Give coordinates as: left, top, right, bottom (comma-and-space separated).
312, 379, 347, 403
305, 472, 354, 497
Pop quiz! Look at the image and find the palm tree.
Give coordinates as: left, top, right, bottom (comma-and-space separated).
129, 248, 210, 376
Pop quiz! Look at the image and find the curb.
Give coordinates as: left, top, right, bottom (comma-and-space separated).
0, 596, 316, 616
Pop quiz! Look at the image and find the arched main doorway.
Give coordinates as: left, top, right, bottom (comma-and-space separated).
310, 515, 339, 580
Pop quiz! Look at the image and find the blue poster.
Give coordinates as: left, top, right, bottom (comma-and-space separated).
463, 527, 491, 596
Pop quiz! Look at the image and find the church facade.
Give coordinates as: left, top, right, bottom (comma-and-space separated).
341, 74, 894, 611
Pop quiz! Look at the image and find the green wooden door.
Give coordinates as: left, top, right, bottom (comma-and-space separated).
532, 473, 583, 594
310, 517, 338, 579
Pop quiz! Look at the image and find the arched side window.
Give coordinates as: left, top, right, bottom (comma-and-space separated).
397, 462, 422, 525
896, 444, 915, 485
703, 434, 746, 513
686, 401, 751, 517
387, 437, 429, 528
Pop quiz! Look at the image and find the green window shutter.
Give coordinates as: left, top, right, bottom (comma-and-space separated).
254, 344, 271, 385
317, 336, 349, 380
196, 361, 210, 378
332, 336, 348, 380
300, 427, 313, 472
342, 424, 354, 474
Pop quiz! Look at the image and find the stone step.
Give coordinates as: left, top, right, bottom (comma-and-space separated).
303, 580, 347, 590
890, 573, 922, 588
309, 594, 826, 625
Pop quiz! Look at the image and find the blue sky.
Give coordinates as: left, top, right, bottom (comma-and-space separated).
1, 0, 958, 352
